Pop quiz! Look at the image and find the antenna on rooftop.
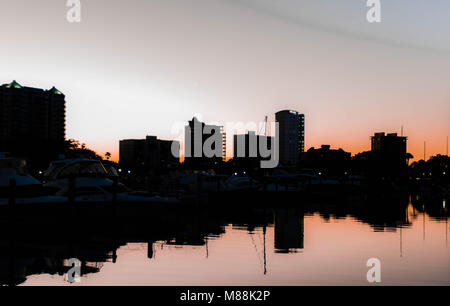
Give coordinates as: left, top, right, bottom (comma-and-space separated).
259, 115, 268, 136
264, 116, 268, 136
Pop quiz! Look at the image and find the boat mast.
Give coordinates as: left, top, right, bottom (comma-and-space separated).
263, 225, 267, 275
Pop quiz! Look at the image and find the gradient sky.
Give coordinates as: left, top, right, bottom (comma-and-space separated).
1, 0, 449, 161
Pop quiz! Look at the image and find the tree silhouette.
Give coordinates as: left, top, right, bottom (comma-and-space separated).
406, 153, 414, 165
63, 139, 102, 160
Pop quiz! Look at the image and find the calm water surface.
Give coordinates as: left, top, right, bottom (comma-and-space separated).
16, 198, 448, 286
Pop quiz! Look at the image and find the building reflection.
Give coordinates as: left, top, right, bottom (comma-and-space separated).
274, 208, 304, 253
0, 191, 447, 286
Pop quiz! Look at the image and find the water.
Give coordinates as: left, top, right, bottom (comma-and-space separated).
1, 195, 448, 286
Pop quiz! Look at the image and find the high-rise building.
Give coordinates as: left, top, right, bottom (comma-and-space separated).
119, 139, 146, 169
371, 133, 406, 155
371, 132, 407, 164
0, 80, 66, 162
233, 131, 274, 169
352, 132, 409, 178
184, 117, 226, 168
144, 136, 180, 169
119, 136, 179, 170
274, 208, 304, 253
275, 110, 305, 166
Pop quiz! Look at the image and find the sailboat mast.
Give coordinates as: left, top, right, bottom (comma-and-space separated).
263, 225, 267, 275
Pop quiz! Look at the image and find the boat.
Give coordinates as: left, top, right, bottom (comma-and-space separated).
44, 158, 179, 205
0, 157, 66, 208
222, 175, 259, 192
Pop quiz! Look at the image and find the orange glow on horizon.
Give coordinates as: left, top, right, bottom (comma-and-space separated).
89, 136, 448, 165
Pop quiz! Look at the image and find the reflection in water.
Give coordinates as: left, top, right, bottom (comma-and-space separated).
0, 192, 448, 286
275, 208, 304, 253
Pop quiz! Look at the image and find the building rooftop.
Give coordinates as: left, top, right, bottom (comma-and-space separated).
2, 80, 23, 89
276, 109, 302, 115
1, 80, 64, 95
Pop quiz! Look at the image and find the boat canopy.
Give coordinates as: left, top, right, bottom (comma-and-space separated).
46, 159, 108, 180
0, 158, 28, 175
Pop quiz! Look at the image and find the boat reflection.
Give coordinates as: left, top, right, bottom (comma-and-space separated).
0, 191, 447, 286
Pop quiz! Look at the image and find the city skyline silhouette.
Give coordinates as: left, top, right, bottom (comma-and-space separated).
0, 1, 449, 290
1, 79, 448, 164
1, 1, 449, 162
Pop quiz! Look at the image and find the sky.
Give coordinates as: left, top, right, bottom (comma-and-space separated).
1, 0, 449, 161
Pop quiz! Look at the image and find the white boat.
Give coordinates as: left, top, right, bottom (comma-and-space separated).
44, 158, 179, 204
0, 158, 66, 206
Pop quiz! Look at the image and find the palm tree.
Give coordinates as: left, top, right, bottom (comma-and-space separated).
105, 152, 111, 160
406, 153, 413, 165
